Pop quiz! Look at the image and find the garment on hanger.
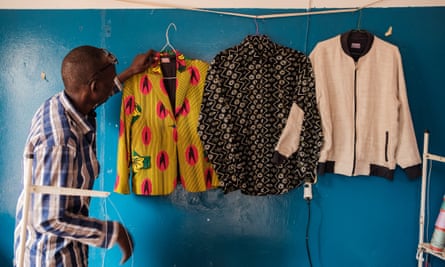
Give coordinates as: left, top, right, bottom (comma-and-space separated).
309, 30, 421, 179
199, 35, 323, 196
342, 29, 374, 61
114, 50, 219, 196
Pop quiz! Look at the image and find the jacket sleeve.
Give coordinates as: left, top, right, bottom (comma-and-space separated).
394, 48, 422, 179
114, 80, 136, 194
31, 146, 119, 248
308, 45, 333, 174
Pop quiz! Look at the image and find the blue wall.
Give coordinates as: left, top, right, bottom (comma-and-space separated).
1, 7, 445, 267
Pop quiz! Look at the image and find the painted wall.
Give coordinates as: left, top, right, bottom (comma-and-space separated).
1, 7, 445, 267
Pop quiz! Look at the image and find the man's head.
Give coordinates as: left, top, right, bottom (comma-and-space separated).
61, 45, 118, 115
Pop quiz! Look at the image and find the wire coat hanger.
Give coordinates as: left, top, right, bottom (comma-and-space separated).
161, 22, 177, 52
356, 9, 363, 31
254, 17, 259, 35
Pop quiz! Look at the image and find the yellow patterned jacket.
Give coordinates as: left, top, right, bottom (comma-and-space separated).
114, 51, 219, 195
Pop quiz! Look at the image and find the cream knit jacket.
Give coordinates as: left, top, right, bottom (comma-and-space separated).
308, 32, 421, 179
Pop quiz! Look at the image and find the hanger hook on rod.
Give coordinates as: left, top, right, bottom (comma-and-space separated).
254, 17, 259, 35
356, 9, 363, 30
165, 23, 177, 45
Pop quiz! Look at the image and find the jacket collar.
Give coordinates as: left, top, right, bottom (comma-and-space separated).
151, 50, 187, 74
340, 30, 374, 61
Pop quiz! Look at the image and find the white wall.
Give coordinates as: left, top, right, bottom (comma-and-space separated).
1, 0, 445, 9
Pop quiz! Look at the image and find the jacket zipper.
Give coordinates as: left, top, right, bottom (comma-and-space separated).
352, 61, 358, 175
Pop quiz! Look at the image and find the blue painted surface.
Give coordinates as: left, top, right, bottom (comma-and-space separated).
0, 7, 445, 267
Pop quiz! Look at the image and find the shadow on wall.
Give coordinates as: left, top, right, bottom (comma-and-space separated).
0, 253, 12, 267
158, 234, 293, 267
0, 212, 14, 267
181, 190, 302, 267
92, 187, 308, 267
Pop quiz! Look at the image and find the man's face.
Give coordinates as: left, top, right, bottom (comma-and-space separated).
91, 64, 117, 109
87, 49, 118, 109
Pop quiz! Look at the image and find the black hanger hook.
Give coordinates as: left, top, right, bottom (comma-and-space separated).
356, 9, 363, 30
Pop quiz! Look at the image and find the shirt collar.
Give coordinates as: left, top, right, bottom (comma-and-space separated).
241, 34, 275, 52
60, 91, 95, 135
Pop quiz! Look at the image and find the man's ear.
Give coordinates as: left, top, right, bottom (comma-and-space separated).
90, 80, 97, 93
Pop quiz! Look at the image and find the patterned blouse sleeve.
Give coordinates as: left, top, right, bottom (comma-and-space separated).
198, 57, 227, 173
295, 55, 324, 182
273, 54, 324, 183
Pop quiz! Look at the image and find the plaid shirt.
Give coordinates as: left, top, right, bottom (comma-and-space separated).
14, 91, 119, 267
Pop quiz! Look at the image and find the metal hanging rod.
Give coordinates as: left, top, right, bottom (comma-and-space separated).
115, 0, 384, 19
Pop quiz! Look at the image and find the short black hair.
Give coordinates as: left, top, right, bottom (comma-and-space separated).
61, 45, 105, 92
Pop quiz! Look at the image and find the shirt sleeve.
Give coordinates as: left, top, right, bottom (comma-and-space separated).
273, 55, 324, 183
30, 145, 119, 249
113, 76, 123, 93
273, 102, 305, 160
198, 60, 231, 179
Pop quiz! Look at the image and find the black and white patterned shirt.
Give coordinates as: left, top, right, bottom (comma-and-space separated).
198, 35, 323, 196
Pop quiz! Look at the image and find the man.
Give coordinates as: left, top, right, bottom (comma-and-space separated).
14, 46, 155, 266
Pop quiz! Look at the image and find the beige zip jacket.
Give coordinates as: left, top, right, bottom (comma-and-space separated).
309, 31, 421, 179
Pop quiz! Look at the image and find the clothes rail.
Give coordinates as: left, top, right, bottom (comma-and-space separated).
17, 155, 110, 267
115, 0, 384, 19
416, 131, 445, 267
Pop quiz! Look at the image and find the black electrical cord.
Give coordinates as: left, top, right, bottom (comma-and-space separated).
306, 199, 313, 267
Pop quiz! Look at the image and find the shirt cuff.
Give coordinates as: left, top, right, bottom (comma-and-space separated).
271, 151, 287, 165
113, 76, 123, 93
103, 221, 120, 248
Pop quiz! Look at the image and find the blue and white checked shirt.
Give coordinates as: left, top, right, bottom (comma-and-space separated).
14, 91, 119, 267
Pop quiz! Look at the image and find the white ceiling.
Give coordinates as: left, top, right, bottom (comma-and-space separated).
1, 0, 445, 9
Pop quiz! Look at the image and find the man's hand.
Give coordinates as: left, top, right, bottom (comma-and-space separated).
116, 223, 134, 265
118, 49, 157, 83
